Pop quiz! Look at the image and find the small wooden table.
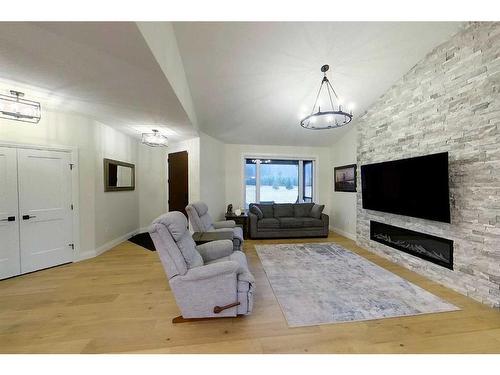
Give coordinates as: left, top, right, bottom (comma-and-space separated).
192, 231, 234, 245
225, 211, 249, 239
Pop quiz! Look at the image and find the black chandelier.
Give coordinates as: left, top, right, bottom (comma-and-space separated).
300, 65, 353, 130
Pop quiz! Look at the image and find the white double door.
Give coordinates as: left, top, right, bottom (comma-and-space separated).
0, 146, 73, 280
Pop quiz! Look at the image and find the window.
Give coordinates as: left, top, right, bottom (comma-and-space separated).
244, 158, 314, 208
303, 160, 313, 202
245, 160, 257, 206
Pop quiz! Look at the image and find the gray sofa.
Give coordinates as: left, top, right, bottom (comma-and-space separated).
150, 211, 254, 320
249, 203, 329, 239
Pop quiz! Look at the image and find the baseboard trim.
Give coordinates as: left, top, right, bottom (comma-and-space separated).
74, 250, 97, 262
95, 229, 140, 257
75, 228, 140, 262
331, 226, 357, 241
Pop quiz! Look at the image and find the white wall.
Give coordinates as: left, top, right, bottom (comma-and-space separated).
330, 125, 357, 240
224, 143, 332, 216
0, 80, 168, 260
138, 144, 168, 230
199, 132, 226, 220
93, 122, 140, 249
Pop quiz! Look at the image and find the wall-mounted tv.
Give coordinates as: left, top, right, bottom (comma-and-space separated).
361, 152, 450, 223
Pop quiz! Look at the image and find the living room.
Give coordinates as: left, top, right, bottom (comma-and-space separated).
1, 0, 499, 373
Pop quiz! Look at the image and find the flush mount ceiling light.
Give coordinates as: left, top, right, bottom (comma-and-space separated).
0, 90, 41, 124
141, 129, 168, 147
299, 65, 353, 130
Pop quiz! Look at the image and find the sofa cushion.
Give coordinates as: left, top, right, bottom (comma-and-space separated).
249, 204, 264, 219
258, 204, 274, 218
301, 217, 324, 227
257, 218, 280, 229
278, 217, 303, 228
273, 204, 294, 218
310, 204, 325, 219
294, 203, 314, 217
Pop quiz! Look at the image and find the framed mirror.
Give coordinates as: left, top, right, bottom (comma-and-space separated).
104, 158, 135, 192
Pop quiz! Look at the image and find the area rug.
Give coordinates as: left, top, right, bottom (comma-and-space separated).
255, 243, 459, 327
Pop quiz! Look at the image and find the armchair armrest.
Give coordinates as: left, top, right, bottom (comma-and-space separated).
179, 260, 239, 281
196, 239, 234, 262
213, 220, 236, 229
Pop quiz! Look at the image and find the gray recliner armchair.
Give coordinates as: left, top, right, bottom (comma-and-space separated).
149, 211, 254, 321
186, 201, 244, 251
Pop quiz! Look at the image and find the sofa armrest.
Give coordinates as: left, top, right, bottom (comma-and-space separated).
248, 212, 259, 224
213, 220, 236, 229
179, 261, 239, 281
248, 212, 259, 238
321, 213, 329, 228
196, 239, 234, 262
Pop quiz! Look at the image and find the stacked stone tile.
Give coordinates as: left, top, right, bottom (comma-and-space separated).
356, 22, 500, 307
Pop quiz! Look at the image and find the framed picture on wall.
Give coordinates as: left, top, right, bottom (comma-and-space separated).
334, 164, 357, 192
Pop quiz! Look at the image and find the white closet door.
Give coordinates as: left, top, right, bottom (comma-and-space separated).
0, 147, 21, 279
17, 148, 73, 273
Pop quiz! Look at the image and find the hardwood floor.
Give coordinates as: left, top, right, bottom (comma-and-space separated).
1, 232, 499, 353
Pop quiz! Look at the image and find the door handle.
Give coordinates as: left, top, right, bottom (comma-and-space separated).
22, 215, 37, 220
0, 216, 15, 222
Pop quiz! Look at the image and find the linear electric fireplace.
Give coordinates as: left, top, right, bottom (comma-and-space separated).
370, 221, 453, 270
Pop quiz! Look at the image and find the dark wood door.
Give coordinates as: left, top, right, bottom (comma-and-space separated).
168, 151, 189, 217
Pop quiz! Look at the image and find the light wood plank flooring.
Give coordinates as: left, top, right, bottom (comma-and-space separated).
1, 232, 499, 353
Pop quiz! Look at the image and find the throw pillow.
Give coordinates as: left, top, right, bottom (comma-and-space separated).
310, 204, 325, 219
259, 204, 274, 218
250, 204, 264, 219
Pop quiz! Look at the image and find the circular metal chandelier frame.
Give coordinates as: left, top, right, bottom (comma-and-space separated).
300, 65, 353, 130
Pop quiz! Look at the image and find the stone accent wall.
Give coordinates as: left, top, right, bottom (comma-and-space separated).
356, 22, 500, 307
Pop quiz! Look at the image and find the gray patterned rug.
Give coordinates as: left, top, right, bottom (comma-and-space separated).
256, 243, 459, 327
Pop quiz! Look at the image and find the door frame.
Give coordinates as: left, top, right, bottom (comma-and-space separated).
0, 141, 80, 262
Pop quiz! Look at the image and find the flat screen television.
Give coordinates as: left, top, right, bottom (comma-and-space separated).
361, 152, 450, 223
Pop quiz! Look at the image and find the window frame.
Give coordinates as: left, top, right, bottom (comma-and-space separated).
302, 160, 314, 202
242, 154, 317, 208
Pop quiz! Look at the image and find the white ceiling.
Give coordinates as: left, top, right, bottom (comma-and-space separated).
174, 22, 464, 146
0, 22, 197, 142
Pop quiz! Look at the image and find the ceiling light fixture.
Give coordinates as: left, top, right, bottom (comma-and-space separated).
0, 90, 41, 124
300, 65, 353, 130
141, 129, 168, 147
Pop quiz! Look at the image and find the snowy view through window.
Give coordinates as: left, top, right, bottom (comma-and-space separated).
245, 159, 313, 207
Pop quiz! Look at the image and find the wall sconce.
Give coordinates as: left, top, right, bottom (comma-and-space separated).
0, 90, 41, 124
